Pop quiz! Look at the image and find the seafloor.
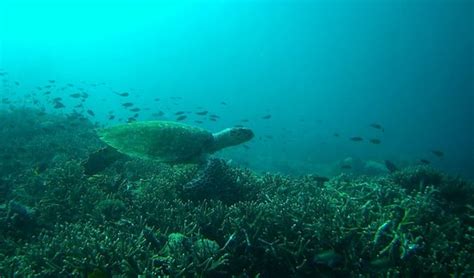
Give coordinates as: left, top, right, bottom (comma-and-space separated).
0, 108, 473, 277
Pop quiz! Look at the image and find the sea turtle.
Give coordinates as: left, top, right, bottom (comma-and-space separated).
96, 121, 254, 164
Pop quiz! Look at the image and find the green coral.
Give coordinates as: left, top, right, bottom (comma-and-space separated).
0, 109, 473, 276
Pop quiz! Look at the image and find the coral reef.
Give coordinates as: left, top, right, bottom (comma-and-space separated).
0, 108, 473, 276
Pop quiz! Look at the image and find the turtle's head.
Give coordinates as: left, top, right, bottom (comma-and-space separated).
209, 127, 254, 153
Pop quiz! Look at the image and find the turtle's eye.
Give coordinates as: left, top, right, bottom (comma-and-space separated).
231, 127, 254, 141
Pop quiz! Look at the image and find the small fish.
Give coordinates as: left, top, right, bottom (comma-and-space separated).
154, 98, 160, 102
14, 81, 20, 86
420, 159, 431, 165
431, 150, 444, 157
384, 160, 398, 173
369, 139, 381, 144
370, 123, 384, 131
194, 120, 203, 124
127, 117, 137, 123
220, 101, 227, 105
81, 93, 89, 99
341, 165, 352, 169
87, 110, 95, 116
116, 92, 129, 97
311, 175, 330, 184
265, 135, 273, 139
122, 102, 134, 108
74, 103, 83, 108
43, 91, 51, 95
241, 119, 249, 122
234, 124, 244, 127
175, 111, 185, 115
152, 111, 165, 117
209, 118, 217, 122
262, 114, 272, 119
108, 115, 115, 120
176, 115, 187, 121
333, 133, 340, 137
209, 114, 220, 118
67, 83, 74, 87
44, 85, 52, 89
70, 93, 82, 98
195, 111, 208, 115
242, 144, 250, 150
48, 80, 55, 83
350, 137, 363, 142
129, 107, 141, 112
53, 97, 62, 102
53, 102, 65, 109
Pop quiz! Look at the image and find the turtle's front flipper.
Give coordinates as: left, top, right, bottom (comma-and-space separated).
183, 158, 242, 203
183, 158, 226, 190
81, 146, 128, 176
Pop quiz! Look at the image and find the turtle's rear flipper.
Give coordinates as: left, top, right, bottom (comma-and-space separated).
82, 146, 128, 176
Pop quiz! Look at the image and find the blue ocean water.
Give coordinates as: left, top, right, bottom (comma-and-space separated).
1, 0, 472, 179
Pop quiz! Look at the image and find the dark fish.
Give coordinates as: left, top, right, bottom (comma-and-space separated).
234, 124, 244, 127
262, 114, 272, 119
70, 93, 82, 98
67, 83, 74, 87
152, 111, 165, 117
431, 150, 444, 157
176, 115, 187, 121
108, 115, 115, 120
195, 111, 208, 115
369, 139, 381, 144
175, 111, 185, 115
420, 159, 431, 165
209, 114, 220, 118
129, 107, 141, 112
74, 103, 83, 108
333, 133, 340, 137
370, 123, 384, 131
310, 175, 330, 184
209, 117, 217, 122
265, 135, 273, 139
194, 120, 203, 124
221, 101, 227, 105
53, 102, 65, 109
53, 97, 62, 102
241, 119, 249, 122
350, 137, 363, 142
132, 113, 139, 118
48, 80, 55, 83
341, 165, 352, 169
44, 85, 52, 89
14, 81, 20, 86
242, 144, 250, 150
127, 117, 137, 123
384, 160, 398, 173
154, 98, 160, 101
87, 110, 95, 116
122, 102, 134, 108
44, 91, 51, 95
116, 92, 129, 97
82, 92, 89, 98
